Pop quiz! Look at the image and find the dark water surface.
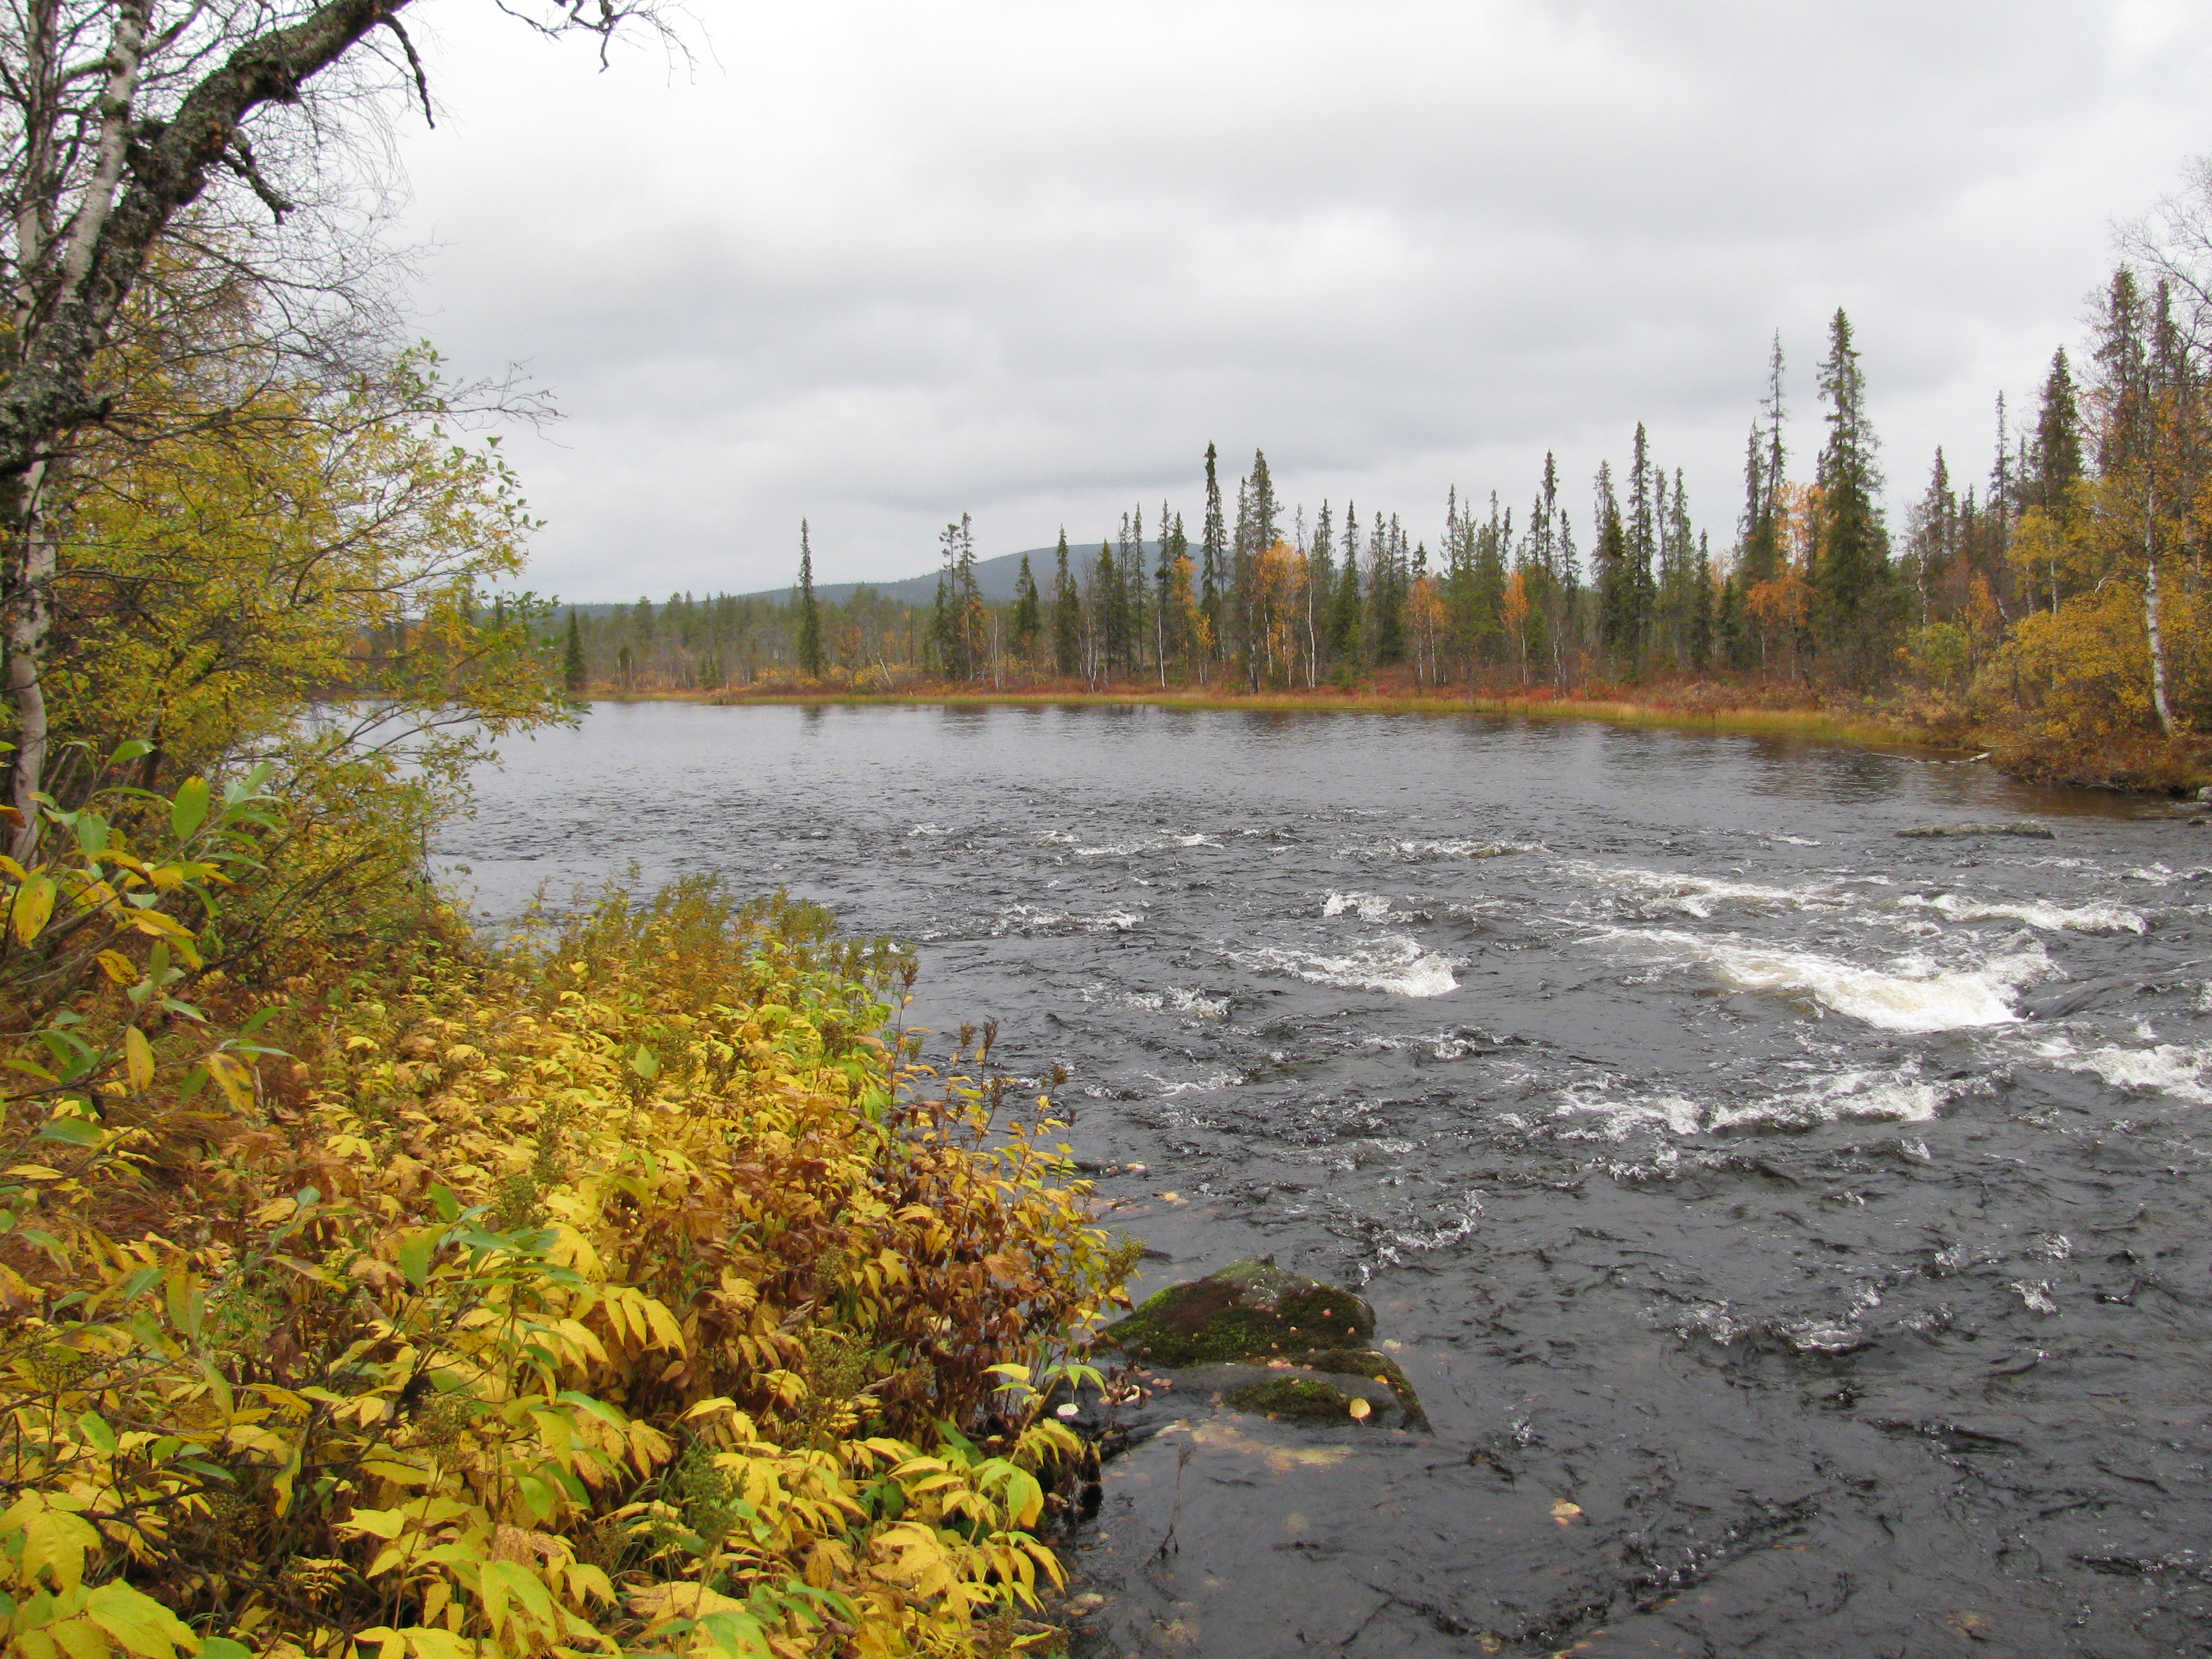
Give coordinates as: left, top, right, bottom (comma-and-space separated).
448, 703, 2212, 1658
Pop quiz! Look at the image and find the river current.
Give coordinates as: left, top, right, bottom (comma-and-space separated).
447, 702, 2212, 1658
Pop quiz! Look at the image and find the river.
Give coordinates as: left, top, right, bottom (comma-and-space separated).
445, 701, 2212, 1658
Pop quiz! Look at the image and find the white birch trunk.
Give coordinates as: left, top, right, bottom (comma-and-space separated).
2147, 485, 2176, 736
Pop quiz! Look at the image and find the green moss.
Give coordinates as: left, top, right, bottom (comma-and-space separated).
1098, 1257, 1374, 1366
1296, 1347, 1429, 1432
1226, 1377, 1359, 1421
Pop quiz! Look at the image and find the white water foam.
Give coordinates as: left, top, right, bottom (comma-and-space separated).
1235, 933, 1460, 997
1560, 1061, 1946, 1138
1585, 864, 1850, 919
2126, 863, 2202, 886
2058, 1042, 2212, 1103
908, 822, 947, 837
1603, 928, 2050, 1032
1323, 890, 1394, 921
1150, 1070, 1243, 1096
1710, 1064, 1946, 1130
1898, 892, 2146, 934
1176, 833, 1224, 848
1077, 842, 1146, 858
1167, 987, 1230, 1020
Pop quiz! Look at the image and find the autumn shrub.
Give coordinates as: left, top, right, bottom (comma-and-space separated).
0, 771, 1125, 1659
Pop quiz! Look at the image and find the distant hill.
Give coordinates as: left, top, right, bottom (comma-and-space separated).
556, 542, 1169, 617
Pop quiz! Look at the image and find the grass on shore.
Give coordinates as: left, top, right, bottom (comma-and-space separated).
595, 677, 1944, 755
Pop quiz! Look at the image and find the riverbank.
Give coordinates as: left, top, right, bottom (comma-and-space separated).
587, 674, 2211, 794
3, 857, 1120, 1658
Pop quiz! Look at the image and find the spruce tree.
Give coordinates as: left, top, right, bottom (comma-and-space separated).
2031, 348, 2085, 511
1626, 423, 1657, 663
2024, 345, 2087, 614
563, 607, 587, 694
1690, 532, 1715, 671
1370, 512, 1405, 664
1248, 449, 1279, 550
1308, 500, 1335, 678
1811, 307, 1893, 681
1329, 540, 1364, 675
1199, 444, 1226, 661
1052, 529, 1080, 678
1594, 461, 1634, 669
1011, 554, 1041, 659
796, 520, 824, 678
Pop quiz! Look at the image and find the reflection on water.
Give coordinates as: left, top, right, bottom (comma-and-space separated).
448, 703, 2212, 1656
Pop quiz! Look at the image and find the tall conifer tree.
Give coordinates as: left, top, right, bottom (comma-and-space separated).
796, 520, 824, 678
1811, 308, 1893, 680
1199, 444, 1226, 659
1011, 554, 1041, 659
1052, 529, 1080, 678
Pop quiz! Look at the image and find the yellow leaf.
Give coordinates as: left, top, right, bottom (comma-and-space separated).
97, 950, 137, 985
12, 875, 56, 944
43, 1619, 102, 1659
83, 1582, 198, 1659
20, 1505, 100, 1593
1347, 1397, 1372, 1422
124, 1028, 154, 1093
204, 1052, 253, 1110
1551, 1498, 1582, 1526
125, 908, 191, 941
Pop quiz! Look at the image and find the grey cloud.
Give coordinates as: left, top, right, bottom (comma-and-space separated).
392, 0, 2212, 597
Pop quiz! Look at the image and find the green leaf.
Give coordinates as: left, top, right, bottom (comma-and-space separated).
196, 1641, 253, 1659
694, 1610, 773, 1659
107, 739, 154, 765
37, 1115, 105, 1148
428, 1184, 460, 1224
396, 1229, 438, 1290
74, 1411, 118, 1455
169, 777, 211, 842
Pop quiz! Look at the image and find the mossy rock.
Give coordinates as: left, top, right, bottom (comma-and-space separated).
1226, 1376, 1363, 1422
1099, 1257, 1375, 1367
1295, 1347, 1429, 1431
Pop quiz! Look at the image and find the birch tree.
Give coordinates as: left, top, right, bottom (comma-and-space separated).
0, 0, 653, 855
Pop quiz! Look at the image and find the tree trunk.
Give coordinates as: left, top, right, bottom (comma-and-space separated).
2147, 487, 2176, 736
3, 462, 56, 862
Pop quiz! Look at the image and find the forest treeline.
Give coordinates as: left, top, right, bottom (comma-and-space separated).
575, 248, 2212, 776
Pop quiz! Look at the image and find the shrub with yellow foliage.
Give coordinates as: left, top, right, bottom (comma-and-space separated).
0, 774, 1125, 1659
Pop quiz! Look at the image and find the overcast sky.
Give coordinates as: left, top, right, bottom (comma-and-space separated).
390, 0, 2212, 601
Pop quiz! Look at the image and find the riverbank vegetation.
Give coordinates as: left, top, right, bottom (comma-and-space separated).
561, 167, 2212, 792
0, 3, 1126, 1655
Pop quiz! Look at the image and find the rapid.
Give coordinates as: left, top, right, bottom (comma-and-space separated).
447, 701, 2212, 1657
